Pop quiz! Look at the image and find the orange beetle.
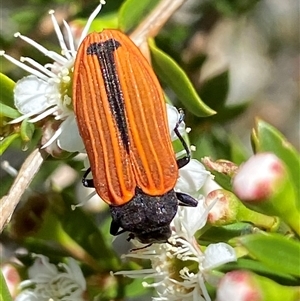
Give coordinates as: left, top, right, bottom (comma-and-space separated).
73, 30, 197, 243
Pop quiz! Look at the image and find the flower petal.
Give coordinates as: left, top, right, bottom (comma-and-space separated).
15, 291, 39, 301
202, 243, 236, 270
176, 159, 210, 195
175, 198, 207, 238
65, 258, 86, 290
14, 75, 58, 115
28, 255, 58, 279
57, 115, 85, 152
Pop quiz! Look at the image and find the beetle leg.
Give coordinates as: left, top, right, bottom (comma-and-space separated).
130, 243, 152, 251
174, 109, 191, 168
82, 167, 94, 187
176, 192, 198, 207
110, 219, 126, 236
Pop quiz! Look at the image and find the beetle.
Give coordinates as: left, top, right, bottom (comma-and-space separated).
73, 29, 197, 244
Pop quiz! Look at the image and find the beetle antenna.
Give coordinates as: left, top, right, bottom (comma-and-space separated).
130, 243, 152, 252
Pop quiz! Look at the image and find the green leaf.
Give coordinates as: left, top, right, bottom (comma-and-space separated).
252, 119, 300, 202
210, 102, 249, 123
0, 270, 13, 301
0, 103, 20, 119
229, 136, 250, 164
223, 258, 299, 284
213, 0, 260, 16
0, 133, 20, 155
0, 73, 15, 106
87, 13, 119, 32
192, 131, 218, 159
234, 233, 300, 277
192, 125, 235, 160
125, 278, 151, 297
149, 41, 216, 117
210, 170, 232, 191
199, 71, 229, 110
20, 119, 35, 142
198, 222, 254, 244
118, 0, 160, 32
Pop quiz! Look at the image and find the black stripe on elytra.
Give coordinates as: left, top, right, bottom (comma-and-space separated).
87, 39, 130, 152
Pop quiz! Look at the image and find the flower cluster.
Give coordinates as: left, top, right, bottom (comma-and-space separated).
15, 255, 86, 301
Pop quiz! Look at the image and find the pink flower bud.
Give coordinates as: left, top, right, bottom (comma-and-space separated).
217, 270, 300, 301
233, 153, 285, 202
202, 157, 238, 177
216, 271, 261, 301
205, 188, 278, 230
233, 153, 299, 234
205, 189, 239, 225
1, 264, 21, 298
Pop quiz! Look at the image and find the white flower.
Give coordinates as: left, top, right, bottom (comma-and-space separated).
176, 159, 211, 196
115, 194, 236, 301
0, 1, 106, 152
15, 255, 86, 301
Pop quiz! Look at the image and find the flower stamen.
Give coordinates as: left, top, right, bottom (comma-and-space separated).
63, 20, 76, 54
49, 10, 72, 60
0, 51, 49, 80
78, 1, 105, 45
14, 32, 68, 64
20, 57, 57, 78
29, 106, 57, 123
